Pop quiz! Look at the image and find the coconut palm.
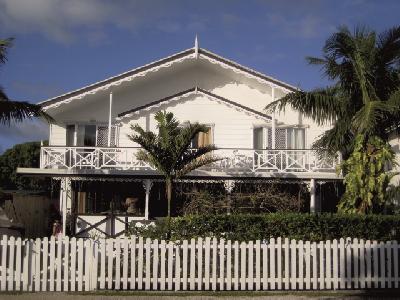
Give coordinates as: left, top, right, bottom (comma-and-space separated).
265, 26, 400, 159
0, 38, 53, 125
128, 110, 220, 218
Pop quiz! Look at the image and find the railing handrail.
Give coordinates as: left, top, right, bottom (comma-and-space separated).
41, 146, 328, 151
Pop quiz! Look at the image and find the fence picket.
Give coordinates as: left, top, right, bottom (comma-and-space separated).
63, 236, 70, 291
49, 237, 55, 291
160, 239, 166, 290
77, 238, 83, 291
219, 239, 225, 291
189, 239, 195, 290
393, 241, 398, 289
167, 241, 173, 290
262, 242, 268, 290
332, 239, 338, 290
1, 236, 7, 291
130, 237, 136, 290
91, 238, 98, 291
311, 242, 317, 290
182, 240, 188, 290
255, 240, 260, 291
174, 240, 181, 291
212, 238, 217, 291
240, 242, 246, 290
325, 240, 331, 290
145, 238, 151, 290
372, 241, 379, 288
70, 237, 77, 291
284, 238, 290, 290
353, 238, 359, 289
9, 236, 15, 291
106, 238, 113, 290
15, 237, 22, 291
339, 238, 345, 289
123, 238, 129, 290
138, 237, 144, 290
100, 239, 105, 289
365, 240, 372, 288
83, 239, 91, 291
153, 239, 159, 290
204, 237, 210, 290
359, 239, 365, 289
115, 238, 121, 290
386, 241, 391, 288
290, 240, 296, 289
248, 241, 253, 290
270, 238, 275, 290
197, 238, 203, 290
276, 237, 282, 290
22, 239, 29, 291
379, 241, 385, 288
305, 241, 310, 290
34, 238, 40, 291
299, 240, 304, 290
319, 241, 325, 290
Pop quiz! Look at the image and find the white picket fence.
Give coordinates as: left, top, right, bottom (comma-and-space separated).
1, 235, 399, 292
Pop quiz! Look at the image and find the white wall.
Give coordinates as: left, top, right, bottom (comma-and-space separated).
119, 94, 269, 148
45, 60, 327, 149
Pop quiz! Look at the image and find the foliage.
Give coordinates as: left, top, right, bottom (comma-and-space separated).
128, 213, 400, 242
265, 26, 400, 158
338, 135, 396, 214
0, 141, 50, 191
128, 111, 220, 218
181, 184, 305, 215
0, 37, 53, 125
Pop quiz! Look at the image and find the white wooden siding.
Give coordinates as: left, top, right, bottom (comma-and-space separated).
119, 94, 269, 148
49, 124, 66, 146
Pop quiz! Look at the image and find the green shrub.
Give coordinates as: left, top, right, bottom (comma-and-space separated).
128, 213, 400, 242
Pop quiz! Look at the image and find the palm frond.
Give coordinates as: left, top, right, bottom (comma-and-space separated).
265, 87, 343, 125
176, 155, 221, 178
0, 98, 54, 125
0, 38, 13, 65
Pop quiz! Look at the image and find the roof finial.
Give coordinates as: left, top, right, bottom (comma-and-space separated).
194, 34, 199, 58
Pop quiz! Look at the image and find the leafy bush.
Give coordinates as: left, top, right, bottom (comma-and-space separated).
128, 213, 400, 242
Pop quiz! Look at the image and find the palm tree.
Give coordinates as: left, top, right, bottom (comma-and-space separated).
0, 38, 53, 125
265, 26, 400, 159
128, 110, 220, 218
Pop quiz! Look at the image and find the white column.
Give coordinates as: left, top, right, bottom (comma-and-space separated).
60, 178, 72, 236
107, 91, 113, 147
143, 180, 153, 220
271, 87, 276, 149
309, 178, 316, 213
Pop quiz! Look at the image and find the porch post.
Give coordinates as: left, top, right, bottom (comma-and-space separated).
107, 91, 113, 147
143, 180, 153, 220
271, 87, 276, 149
309, 178, 316, 213
60, 178, 72, 236
224, 180, 235, 215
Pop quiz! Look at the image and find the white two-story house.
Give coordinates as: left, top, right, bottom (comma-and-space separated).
18, 40, 341, 237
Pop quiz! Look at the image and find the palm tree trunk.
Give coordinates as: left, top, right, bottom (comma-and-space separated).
165, 176, 173, 239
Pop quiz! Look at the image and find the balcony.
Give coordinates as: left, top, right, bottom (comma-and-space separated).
40, 147, 339, 174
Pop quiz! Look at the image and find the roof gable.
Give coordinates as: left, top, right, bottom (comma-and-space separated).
40, 47, 298, 111
116, 87, 271, 122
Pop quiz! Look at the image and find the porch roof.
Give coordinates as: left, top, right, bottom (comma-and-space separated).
17, 167, 342, 181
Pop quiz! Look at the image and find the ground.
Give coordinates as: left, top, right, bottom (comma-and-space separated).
1, 290, 400, 299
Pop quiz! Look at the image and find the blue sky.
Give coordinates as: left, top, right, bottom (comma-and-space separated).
0, 0, 399, 152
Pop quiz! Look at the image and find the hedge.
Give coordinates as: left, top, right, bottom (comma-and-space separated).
128, 213, 400, 242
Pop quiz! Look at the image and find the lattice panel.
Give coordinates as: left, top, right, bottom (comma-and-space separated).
97, 126, 117, 147
275, 128, 286, 149
267, 128, 272, 148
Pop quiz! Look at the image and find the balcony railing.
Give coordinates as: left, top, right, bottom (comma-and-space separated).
40, 147, 339, 173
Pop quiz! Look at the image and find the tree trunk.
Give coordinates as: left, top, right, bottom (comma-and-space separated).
166, 177, 172, 218
165, 176, 173, 239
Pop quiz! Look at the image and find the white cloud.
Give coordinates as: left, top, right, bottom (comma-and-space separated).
0, 0, 176, 43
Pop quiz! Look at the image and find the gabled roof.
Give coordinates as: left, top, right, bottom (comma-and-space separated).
116, 87, 271, 122
40, 46, 298, 111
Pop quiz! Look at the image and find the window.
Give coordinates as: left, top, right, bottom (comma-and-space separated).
253, 127, 306, 149
191, 127, 213, 148
287, 128, 305, 149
